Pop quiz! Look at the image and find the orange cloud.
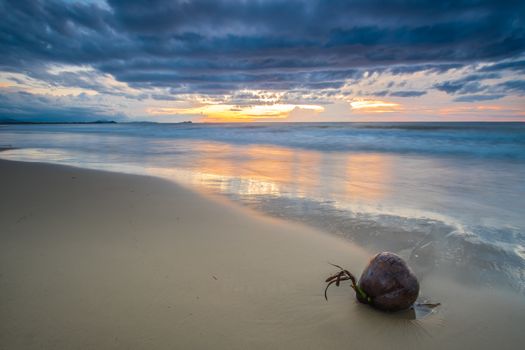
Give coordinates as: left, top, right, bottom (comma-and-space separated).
439, 105, 509, 115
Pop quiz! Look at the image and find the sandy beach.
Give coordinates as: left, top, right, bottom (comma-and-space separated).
2, 0, 524, 347
1, 159, 524, 350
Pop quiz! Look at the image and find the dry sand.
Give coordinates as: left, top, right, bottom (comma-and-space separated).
1, 159, 524, 349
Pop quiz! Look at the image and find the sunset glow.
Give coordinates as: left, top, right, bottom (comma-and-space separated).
350, 100, 402, 113
147, 104, 324, 122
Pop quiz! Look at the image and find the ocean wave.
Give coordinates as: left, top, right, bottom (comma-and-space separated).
244, 194, 525, 293
5, 122, 524, 159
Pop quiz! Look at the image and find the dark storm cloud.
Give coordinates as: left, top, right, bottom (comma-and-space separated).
0, 91, 126, 122
390, 90, 427, 97
497, 80, 525, 93
435, 75, 525, 101
372, 90, 427, 97
23, 69, 142, 99
480, 60, 525, 73
453, 94, 505, 102
433, 73, 501, 94
387, 64, 463, 75
0, 0, 524, 96
372, 90, 390, 97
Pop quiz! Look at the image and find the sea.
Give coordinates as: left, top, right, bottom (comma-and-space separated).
1, 122, 524, 292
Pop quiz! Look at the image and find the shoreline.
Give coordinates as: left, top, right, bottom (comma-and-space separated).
1, 159, 524, 349
2, 146, 523, 294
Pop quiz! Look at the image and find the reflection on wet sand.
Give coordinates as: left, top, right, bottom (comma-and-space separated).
144, 144, 301, 198
144, 143, 392, 207
345, 153, 391, 201
0, 142, 395, 212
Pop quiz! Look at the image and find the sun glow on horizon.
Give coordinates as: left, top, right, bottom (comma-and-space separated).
350, 99, 402, 113
147, 103, 324, 122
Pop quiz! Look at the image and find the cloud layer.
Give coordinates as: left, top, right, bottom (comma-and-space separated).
0, 0, 524, 121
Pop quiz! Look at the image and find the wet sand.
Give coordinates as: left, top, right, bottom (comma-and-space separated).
1, 159, 524, 349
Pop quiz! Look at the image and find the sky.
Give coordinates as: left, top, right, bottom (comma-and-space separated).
0, 0, 524, 123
